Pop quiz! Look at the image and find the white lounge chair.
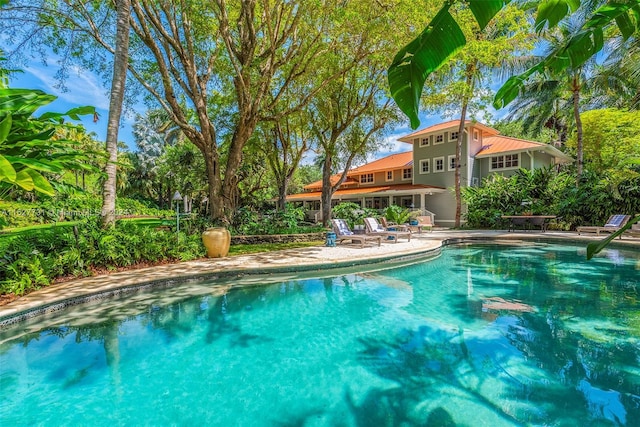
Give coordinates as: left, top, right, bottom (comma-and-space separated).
331, 219, 381, 248
363, 217, 411, 243
577, 214, 631, 239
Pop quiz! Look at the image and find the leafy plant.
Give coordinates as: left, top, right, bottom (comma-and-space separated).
384, 205, 415, 225
0, 87, 97, 197
331, 202, 377, 229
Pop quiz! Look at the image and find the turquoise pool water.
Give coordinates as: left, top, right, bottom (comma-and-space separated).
1, 243, 639, 426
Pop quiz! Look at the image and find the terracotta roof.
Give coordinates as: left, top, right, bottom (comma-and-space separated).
350, 151, 413, 174
304, 176, 359, 190
286, 183, 444, 201
398, 120, 500, 143
476, 135, 572, 162
303, 152, 413, 190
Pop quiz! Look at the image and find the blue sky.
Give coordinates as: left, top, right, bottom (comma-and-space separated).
10, 59, 139, 150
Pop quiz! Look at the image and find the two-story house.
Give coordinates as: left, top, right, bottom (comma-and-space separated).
287, 120, 573, 225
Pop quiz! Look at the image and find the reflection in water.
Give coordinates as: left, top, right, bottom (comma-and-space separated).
0, 244, 639, 426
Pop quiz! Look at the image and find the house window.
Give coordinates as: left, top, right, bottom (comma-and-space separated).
434, 156, 445, 172
449, 131, 459, 142
386, 171, 393, 182
402, 168, 412, 180
420, 159, 430, 174
473, 129, 479, 141
434, 134, 444, 144
420, 137, 430, 147
490, 154, 520, 170
448, 155, 457, 171
360, 173, 374, 183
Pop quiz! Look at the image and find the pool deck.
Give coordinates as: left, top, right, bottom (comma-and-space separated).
2, 229, 639, 325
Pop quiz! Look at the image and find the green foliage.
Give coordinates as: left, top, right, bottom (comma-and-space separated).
566, 109, 640, 178
384, 205, 415, 225
331, 202, 378, 229
495, 1, 640, 108
230, 204, 321, 235
0, 85, 97, 197
462, 167, 640, 229
0, 218, 206, 295
0, 195, 172, 229
388, 0, 509, 129
389, 0, 640, 126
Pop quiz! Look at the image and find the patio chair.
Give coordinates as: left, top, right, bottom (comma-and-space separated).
363, 217, 411, 243
577, 214, 631, 239
380, 217, 411, 232
408, 216, 433, 233
331, 219, 381, 248
625, 222, 640, 238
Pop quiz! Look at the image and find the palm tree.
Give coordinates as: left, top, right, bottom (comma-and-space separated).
100, 0, 131, 227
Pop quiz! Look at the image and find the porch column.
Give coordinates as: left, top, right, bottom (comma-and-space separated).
421, 193, 426, 214
388, 195, 393, 207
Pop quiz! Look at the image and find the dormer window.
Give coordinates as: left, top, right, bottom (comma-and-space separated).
360, 173, 374, 183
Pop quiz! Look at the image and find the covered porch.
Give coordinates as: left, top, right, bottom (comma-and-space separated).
286, 184, 445, 223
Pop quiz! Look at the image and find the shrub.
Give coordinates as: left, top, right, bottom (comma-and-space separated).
331, 202, 377, 228
230, 204, 320, 235
384, 205, 415, 225
0, 218, 206, 295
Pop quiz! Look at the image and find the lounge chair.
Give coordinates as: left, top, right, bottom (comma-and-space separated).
408, 215, 433, 233
577, 214, 631, 239
363, 217, 411, 243
331, 219, 381, 248
625, 222, 640, 238
380, 217, 411, 232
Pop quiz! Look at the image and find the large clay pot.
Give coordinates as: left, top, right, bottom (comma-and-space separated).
202, 227, 231, 258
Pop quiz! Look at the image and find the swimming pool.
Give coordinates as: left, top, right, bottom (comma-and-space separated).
1, 243, 639, 426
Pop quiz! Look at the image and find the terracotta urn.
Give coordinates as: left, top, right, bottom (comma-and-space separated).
202, 227, 231, 258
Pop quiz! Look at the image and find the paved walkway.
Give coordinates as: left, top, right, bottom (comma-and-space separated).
2, 230, 639, 324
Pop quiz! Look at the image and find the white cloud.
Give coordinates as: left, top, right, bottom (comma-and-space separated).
25, 62, 110, 110
368, 132, 411, 161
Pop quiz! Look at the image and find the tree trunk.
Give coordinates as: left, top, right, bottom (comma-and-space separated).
278, 181, 288, 211
202, 143, 224, 221
572, 75, 583, 184
100, 0, 130, 227
454, 110, 466, 229
320, 155, 334, 227
454, 65, 474, 228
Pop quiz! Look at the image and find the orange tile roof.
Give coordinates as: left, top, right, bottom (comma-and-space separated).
476, 135, 541, 156
398, 120, 499, 143
286, 183, 444, 201
475, 135, 572, 162
304, 176, 358, 190
303, 152, 413, 190
350, 151, 413, 174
